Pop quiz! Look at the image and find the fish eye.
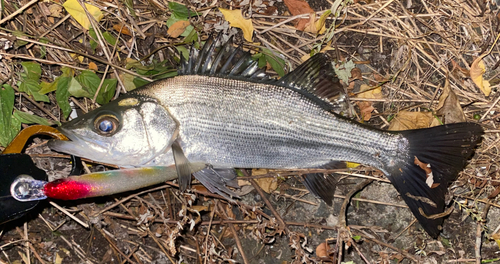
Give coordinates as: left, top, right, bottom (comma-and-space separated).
94, 115, 119, 136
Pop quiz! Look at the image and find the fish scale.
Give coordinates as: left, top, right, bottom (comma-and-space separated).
138, 75, 402, 171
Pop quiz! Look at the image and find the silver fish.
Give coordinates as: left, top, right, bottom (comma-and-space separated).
49, 36, 483, 238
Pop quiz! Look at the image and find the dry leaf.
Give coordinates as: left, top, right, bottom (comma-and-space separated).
63, 0, 103, 30
436, 78, 466, 123
48, 4, 63, 18
303, 12, 328, 34
388, 111, 440, 131
356, 101, 374, 121
491, 232, 500, 249
414, 157, 440, 188
470, 56, 491, 96
219, 8, 254, 42
252, 169, 278, 193
283, 0, 314, 30
350, 67, 362, 81
355, 84, 382, 121
88, 62, 98, 71
316, 242, 329, 257
356, 84, 382, 99
168, 20, 190, 38
113, 24, 133, 36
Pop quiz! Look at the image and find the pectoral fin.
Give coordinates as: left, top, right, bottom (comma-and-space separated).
171, 141, 192, 192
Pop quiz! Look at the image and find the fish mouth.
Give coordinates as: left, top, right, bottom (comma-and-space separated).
47, 127, 99, 158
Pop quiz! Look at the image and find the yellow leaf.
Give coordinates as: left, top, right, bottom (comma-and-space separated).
251, 169, 278, 193
388, 111, 440, 131
470, 56, 491, 96
304, 11, 330, 34
492, 233, 500, 249
88, 61, 98, 71
219, 8, 254, 42
346, 162, 359, 168
356, 84, 383, 99
63, 0, 103, 30
168, 20, 190, 38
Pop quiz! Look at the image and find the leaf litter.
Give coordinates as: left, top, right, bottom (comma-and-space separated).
0, 0, 500, 263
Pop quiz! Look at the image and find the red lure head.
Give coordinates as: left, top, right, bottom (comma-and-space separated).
44, 179, 92, 200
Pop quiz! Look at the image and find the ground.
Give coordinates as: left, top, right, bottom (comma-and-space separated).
1, 0, 500, 263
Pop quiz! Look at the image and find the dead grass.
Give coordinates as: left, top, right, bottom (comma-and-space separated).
1, 0, 499, 263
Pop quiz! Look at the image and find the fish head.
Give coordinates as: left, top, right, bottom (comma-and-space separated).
48, 95, 178, 167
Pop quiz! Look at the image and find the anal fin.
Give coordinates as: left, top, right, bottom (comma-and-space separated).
193, 167, 239, 199
301, 161, 347, 206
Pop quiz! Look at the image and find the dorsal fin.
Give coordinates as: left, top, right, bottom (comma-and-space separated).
178, 35, 347, 112
277, 53, 346, 111
179, 34, 270, 81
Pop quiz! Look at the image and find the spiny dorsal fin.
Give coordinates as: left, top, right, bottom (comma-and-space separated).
179, 34, 346, 111
179, 33, 270, 81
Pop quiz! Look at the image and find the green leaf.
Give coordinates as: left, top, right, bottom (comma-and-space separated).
122, 0, 136, 17
120, 73, 137, 91
56, 77, 72, 119
351, 235, 361, 242
88, 27, 98, 51
12, 30, 28, 48
9, 114, 22, 144
154, 70, 178, 80
175, 46, 189, 61
19, 79, 49, 102
13, 110, 53, 126
39, 80, 58, 94
102, 31, 117, 46
68, 77, 89, 98
0, 84, 15, 147
261, 48, 285, 77
183, 29, 198, 45
21, 61, 42, 80
125, 59, 154, 71
76, 70, 102, 98
168, 2, 193, 19
97, 78, 117, 105
133, 77, 150, 88
61, 66, 75, 77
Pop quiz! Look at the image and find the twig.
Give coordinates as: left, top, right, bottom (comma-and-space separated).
0, 0, 39, 26
216, 203, 249, 264
249, 177, 288, 232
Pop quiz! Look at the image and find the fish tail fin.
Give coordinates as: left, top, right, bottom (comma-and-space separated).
387, 123, 483, 238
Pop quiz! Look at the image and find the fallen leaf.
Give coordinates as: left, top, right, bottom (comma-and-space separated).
356, 101, 374, 121
356, 84, 382, 99
167, 20, 190, 38
48, 4, 63, 18
219, 8, 254, 42
355, 84, 382, 121
388, 111, 440, 131
414, 157, 439, 188
350, 67, 362, 81
436, 77, 466, 123
63, 0, 103, 30
252, 169, 278, 193
88, 62, 98, 71
283, 0, 314, 30
316, 242, 329, 257
470, 55, 491, 96
113, 24, 133, 36
303, 11, 329, 34
491, 233, 500, 249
